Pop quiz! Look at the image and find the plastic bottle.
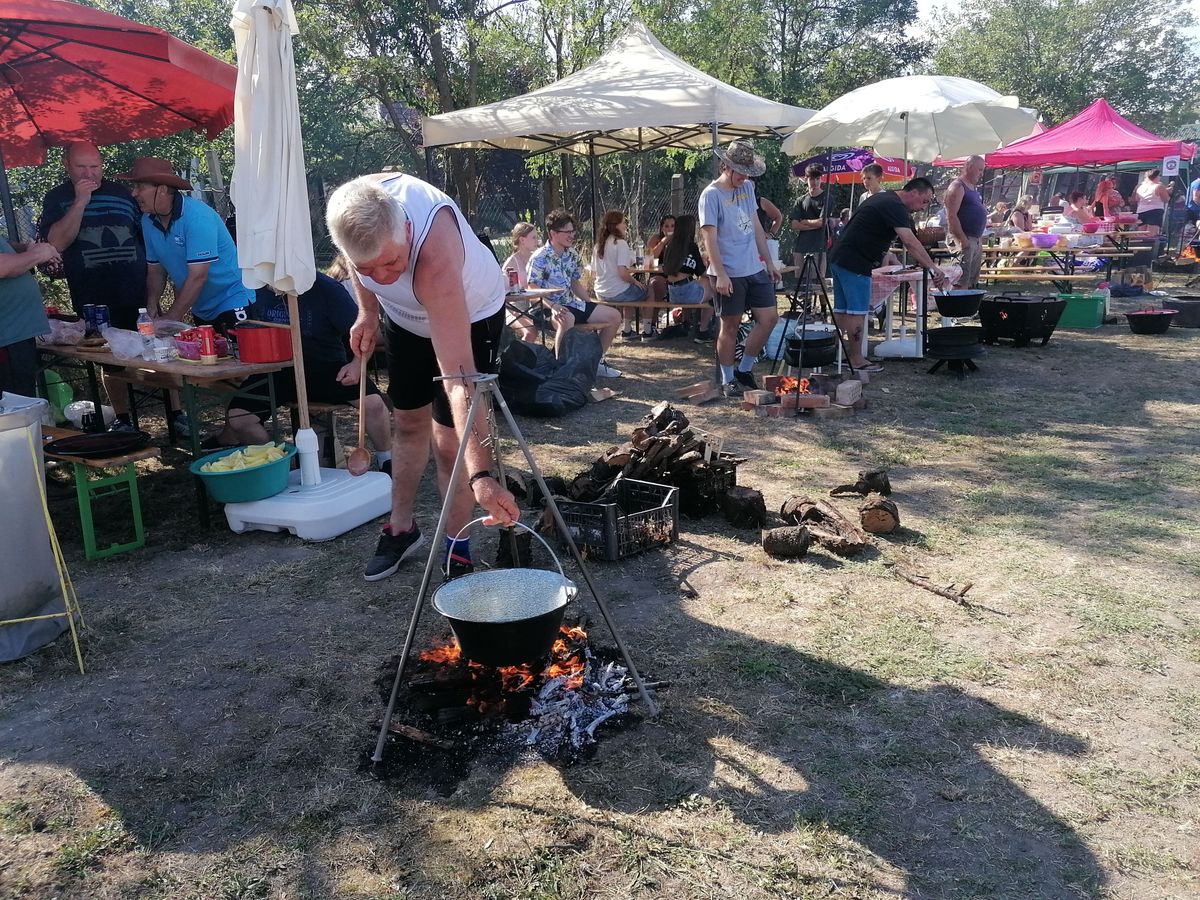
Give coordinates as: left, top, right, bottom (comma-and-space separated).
136, 308, 155, 360
1096, 281, 1112, 317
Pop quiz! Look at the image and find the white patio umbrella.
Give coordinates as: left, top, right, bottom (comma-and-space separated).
229, 0, 319, 485
781, 75, 1037, 163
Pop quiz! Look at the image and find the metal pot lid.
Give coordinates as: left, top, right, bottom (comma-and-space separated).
433, 568, 576, 624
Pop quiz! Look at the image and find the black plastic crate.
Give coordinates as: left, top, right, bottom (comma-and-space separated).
671, 454, 740, 517
556, 479, 679, 561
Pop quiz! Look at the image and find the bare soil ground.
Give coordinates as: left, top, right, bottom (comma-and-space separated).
2, 286, 1199, 899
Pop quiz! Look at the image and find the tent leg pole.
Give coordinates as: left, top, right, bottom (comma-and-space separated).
590, 141, 599, 240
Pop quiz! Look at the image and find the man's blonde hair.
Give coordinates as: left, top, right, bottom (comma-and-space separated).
326, 177, 409, 262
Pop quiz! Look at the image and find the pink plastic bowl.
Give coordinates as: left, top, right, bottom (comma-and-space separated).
1081, 222, 1100, 234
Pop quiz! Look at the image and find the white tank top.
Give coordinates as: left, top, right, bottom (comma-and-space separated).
1135, 180, 1165, 213
359, 174, 505, 338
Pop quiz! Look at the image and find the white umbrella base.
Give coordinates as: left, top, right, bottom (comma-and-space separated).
223, 468, 392, 541
873, 337, 924, 359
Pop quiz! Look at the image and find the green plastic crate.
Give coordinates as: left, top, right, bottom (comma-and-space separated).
1057, 293, 1104, 329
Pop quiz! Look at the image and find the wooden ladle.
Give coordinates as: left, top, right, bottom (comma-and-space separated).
346, 355, 371, 476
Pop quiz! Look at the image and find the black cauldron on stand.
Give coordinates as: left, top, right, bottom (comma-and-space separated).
931, 289, 985, 319
784, 323, 839, 369
978, 293, 1067, 346
925, 326, 986, 378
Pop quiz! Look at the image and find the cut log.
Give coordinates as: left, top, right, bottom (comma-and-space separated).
830, 468, 892, 497
527, 475, 569, 507
722, 486, 766, 528
762, 525, 811, 559
494, 525, 534, 568
859, 494, 900, 534
778, 496, 868, 555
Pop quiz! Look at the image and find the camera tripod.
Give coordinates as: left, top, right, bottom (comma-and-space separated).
371, 373, 659, 764
767, 252, 862, 376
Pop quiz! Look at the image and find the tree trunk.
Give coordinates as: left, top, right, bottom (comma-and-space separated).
859, 495, 900, 534
762, 526, 811, 559
722, 486, 766, 528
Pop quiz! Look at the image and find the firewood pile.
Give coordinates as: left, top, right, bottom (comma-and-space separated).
563, 402, 745, 514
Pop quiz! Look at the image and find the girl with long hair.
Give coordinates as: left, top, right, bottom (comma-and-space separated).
659, 214, 713, 339
592, 209, 652, 339
502, 222, 541, 341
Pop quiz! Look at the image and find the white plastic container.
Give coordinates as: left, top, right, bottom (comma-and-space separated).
223, 467, 392, 541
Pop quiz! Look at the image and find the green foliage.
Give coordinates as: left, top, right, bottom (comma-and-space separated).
931, 0, 1199, 132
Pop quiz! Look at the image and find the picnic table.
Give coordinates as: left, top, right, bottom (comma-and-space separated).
38, 343, 293, 526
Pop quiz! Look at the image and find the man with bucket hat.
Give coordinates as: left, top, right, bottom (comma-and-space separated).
699, 140, 780, 398
116, 157, 253, 332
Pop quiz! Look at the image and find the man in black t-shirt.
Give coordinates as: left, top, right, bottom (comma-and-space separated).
790, 163, 831, 277
41, 142, 147, 429
828, 177, 946, 372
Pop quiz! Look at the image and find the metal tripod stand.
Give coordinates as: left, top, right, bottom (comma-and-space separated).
372, 373, 659, 763
768, 252, 861, 376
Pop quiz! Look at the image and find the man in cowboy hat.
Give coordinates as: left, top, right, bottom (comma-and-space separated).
116, 157, 254, 331
40, 141, 146, 432
699, 140, 781, 398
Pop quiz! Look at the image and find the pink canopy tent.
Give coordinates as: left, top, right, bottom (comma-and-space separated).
982, 99, 1195, 169
932, 121, 1046, 168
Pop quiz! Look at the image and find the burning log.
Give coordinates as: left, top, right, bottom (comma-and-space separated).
859, 494, 900, 534
761, 525, 811, 559
722, 486, 766, 528
779, 496, 868, 556
830, 468, 892, 497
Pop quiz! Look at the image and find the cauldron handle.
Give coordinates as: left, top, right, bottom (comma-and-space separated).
447, 517, 567, 582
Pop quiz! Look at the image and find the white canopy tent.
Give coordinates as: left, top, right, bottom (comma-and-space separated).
421, 22, 815, 155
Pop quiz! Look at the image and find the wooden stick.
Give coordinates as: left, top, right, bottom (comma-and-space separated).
243, 319, 291, 330
386, 721, 459, 751
896, 570, 973, 607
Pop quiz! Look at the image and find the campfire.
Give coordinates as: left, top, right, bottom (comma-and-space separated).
390, 624, 643, 763
774, 376, 810, 396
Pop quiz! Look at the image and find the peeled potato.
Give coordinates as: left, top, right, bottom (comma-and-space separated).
201, 443, 287, 473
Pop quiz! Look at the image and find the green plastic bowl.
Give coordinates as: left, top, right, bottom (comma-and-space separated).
189, 443, 297, 503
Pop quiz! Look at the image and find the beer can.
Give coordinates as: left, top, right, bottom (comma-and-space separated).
93, 305, 111, 333
505, 267, 519, 290
197, 325, 218, 364
81, 304, 97, 336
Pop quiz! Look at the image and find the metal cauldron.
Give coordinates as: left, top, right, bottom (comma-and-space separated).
432, 520, 577, 667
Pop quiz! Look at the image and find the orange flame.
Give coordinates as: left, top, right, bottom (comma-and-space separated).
775, 376, 810, 396
418, 625, 589, 696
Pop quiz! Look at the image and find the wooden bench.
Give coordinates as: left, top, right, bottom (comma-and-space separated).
43, 426, 160, 561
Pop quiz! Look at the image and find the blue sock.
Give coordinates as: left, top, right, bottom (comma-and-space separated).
736, 356, 755, 373
720, 364, 735, 383
444, 535, 471, 563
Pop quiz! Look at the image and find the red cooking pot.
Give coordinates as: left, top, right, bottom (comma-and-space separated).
233, 324, 293, 363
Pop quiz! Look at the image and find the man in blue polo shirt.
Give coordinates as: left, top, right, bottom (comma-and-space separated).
115, 157, 253, 331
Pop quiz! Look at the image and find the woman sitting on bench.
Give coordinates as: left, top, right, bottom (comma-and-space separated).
202, 273, 394, 475
659, 214, 715, 340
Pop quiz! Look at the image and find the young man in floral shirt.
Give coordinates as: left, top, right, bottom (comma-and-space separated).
527, 209, 623, 378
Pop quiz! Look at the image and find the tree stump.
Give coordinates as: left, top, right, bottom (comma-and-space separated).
778, 495, 868, 556
762, 525, 811, 559
494, 525, 534, 568
830, 468, 892, 497
859, 494, 900, 534
722, 486, 766, 528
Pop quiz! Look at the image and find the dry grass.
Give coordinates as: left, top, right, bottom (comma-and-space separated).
2, 285, 1199, 899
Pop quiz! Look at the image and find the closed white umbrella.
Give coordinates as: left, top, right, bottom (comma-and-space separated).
782, 75, 1037, 163
230, 0, 319, 484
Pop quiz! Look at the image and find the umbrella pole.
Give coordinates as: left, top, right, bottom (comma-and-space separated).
0, 145, 18, 241
286, 290, 321, 485
589, 141, 599, 239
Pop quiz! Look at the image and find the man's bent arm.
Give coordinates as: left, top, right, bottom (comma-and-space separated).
163, 262, 210, 321
415, 208, 517, 522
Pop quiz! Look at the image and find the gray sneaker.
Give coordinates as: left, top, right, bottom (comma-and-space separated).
722, 380, 745, 399
107, 416, 135, 433
171, 412, 192, 440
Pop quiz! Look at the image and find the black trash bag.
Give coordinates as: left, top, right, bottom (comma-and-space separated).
498, 329, 602, 417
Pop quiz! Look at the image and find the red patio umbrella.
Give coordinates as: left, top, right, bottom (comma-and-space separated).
0, 0, 236, 233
